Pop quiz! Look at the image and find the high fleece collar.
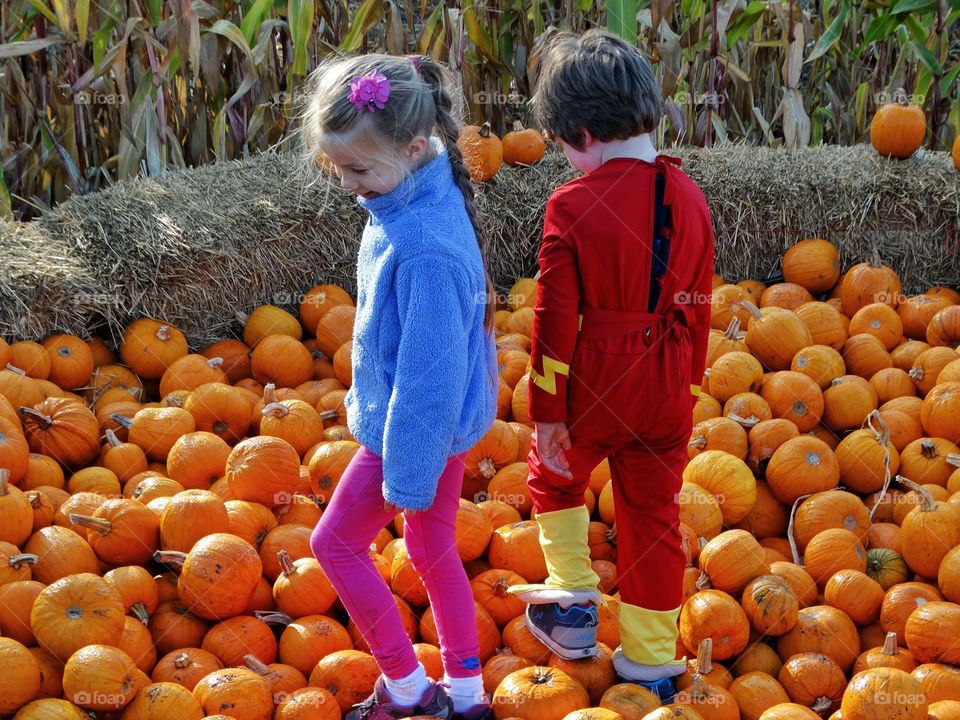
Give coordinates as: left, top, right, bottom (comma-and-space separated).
358, 137, 454, 223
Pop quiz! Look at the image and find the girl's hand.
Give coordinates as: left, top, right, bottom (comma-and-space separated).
384, 500, 417, 517
535, 421, 573, 479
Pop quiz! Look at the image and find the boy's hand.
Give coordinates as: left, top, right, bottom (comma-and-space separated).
535, 421, 573, 479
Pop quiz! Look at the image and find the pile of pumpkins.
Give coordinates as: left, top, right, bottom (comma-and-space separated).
0, 239, 959, 719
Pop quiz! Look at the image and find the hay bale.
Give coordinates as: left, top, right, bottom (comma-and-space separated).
3, 144, 958, 347
0, 220, 101, 341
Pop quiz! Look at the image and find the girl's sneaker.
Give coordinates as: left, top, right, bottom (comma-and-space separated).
525, 601, 598, 659
346, 677, 454, 720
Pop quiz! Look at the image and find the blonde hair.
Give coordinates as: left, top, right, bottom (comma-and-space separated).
301, 53, 495, 330
532, 29, 663, 149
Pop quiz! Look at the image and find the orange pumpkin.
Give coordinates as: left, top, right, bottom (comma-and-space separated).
679, 589, 750, 661
742, 303, 813, 371
492, 666, 590, 720
193, 667, 273, 720
840, 255, 903, 316
458, 123, 503, 182
120, 319, 189, 380
760, 283, 814, 311
795, 302, 848, 351
852, 631, 917, 674
682, 450, 757, 525
870, 102, 926, 159
778, 606, 861, 673
840, 667, 928, 720
19, 398, 100, 469
741, 574, 799, 636
501, 123, 546, 166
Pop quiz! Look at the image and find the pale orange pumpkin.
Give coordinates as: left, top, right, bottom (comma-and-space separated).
682, 449, 757, 525
492, 665, 590, 719
795, 302, 849, 351
761, 283, 814, 311
870, 102, 926, 159
458, 123, 503, 182
840, 668, 928, 720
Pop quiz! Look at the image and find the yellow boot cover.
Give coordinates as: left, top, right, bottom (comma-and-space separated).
507, 505, 602, 606
613, 601, 687, 679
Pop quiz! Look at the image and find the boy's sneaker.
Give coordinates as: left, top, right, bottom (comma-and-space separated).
525, 601, 598, 660
633, 677, 677, 704
345, 676, 454, 720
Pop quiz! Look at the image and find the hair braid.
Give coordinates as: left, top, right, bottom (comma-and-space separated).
417, 58, 496, 332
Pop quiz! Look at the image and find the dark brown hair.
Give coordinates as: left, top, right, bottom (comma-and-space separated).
301, 53, 495, 330
532, 29, 663, 150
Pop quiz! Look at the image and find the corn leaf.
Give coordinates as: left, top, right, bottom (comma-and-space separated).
726, 2, 767, 48
75, 0, 90, 45
241, 0, 276, 46
206, 19, 255, 64
463, 0, 498, 65
0, 173, 11, 220
806, 2, 849, 64
0, 38, 61, 58
891, 0, 936, 12
339, 0, 382, 53
24, 1, 57, 26
607, 0, 639, 44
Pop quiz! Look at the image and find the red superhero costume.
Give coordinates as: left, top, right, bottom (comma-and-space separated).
519, 154, 714, 669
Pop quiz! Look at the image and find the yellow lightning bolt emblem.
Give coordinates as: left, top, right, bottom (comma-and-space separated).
530, 356, 570, 396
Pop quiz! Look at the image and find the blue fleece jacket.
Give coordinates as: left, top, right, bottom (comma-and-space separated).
345, 140, 498, 511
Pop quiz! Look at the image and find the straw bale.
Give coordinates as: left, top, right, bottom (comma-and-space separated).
0, 143, 956, 347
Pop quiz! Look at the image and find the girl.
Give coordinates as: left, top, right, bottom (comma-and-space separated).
303, 53, 498, 720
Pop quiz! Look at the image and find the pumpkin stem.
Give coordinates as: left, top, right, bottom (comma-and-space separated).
894, 475, 936, 512
695, 571, 713, 590
688, 435, 708, 451
318, 409, 340, 422
696, 638, 714, 675
153, 550, 187, 572
110, 413, 134, 430
882, 631, 900, 655
723, 316, 745, 340
726, 412, 760, 428
173, 652, 192, 669
278, 549, 296, 577
870, 248, 882, 268
207, 357, 224, 368
165, 394, 184, 408
607, 524, 617, 545
908, 366, 925, 381
946, 453, 960, 469
812, 697, 833, 713
243, 654, 276, 678
105, 428, 122, 448
493, 575, 510, 597
69, 514, 113, 535
866, 411, 894, 521
787, 492, 817, 565
254, 610, 294, 626
263, 383, 277, 405
5, 364, 25, 375
262, 402, 289, 419
920, 439, 937, 459
0, 468, 9, 496
7, 553, 38, 568
739, 300, 763, 322
235, 311, 249, 327
131, 601, 150, 625
18, 406, 53, 429
479, 122, 493, 139
155, 325, 172, 341
478, 457, 498, 479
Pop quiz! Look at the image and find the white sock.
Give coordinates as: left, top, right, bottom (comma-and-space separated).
444, 674, 486, 712
383, 663, 430, 706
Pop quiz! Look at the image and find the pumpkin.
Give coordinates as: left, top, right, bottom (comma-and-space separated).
708, 352, 764, 404
226, 436, 301, 507
803, 528, 868, 590
898, 295, 953, 340
842, 334, 893, 379
250, 335, 314, 388
795, 303, 848, 351
199, 339, 252, 384
598, 683, 661, 719
791, 345, 846, 390
929, 701, 960, 720
273, 687, 339, 720
724, 392, 773, 428
458, 123, 503, 182
502, 123, 546, 166
69, 498, 160, 565
782, 239, 841, 294
24, 524, 100, 584
0, 467, 33, 546
920, 381, 960, 443
741, 574, 799, 636
698, 530, 769, 595
149, 602, 209, 662
840, 667, 927, 720
484, 462, 533, 516
120, 681, 206, 719
711, 285, 753, 330
792, 490, 871, 551
548, 643, 616, 706
299, 284, 353, 336
759, 704, 822, 720
184, 383, 253, 444
840, 254, 903, 316
682, 450, 757, 524
766, 436, 839, 505
41, 335, 95, 391
822, 375, 878, 433
777, 652, 847, 714
170, 533, 263, 620
891, 341, 932, 373
903, 600, 960, 665
897, 477, 960, 578
688, 417, 748, 460
19, 398, 100, 469
502, 615, 552, 665
679, 589, 750, 661
732, 643, 784, 679
913, 663, 960, 703
466, 419, 519, 482
492, 666, 590, 720
306, 649, 380, 714
870, 102, 926, 159
852, 631, 917, 674
707, 317, 750, 366
760, 371, 824, 432
761, 283, 814, 311
678, 482, 724, 540
103, 566, 158, 624
31, 572, 126, 662
0, 637, 42, 715
778, 605, 861, 673
10, 341, 51, 379
735, 480, 789, 540
823, 569, 884, 626
192, 667, 273, 720
728, 671, 791, 720
742, 302, 814, 371
120, 319, 189, 380
272, 551, 337, 618
241, 305, 302, 348
746, 420, 800, 479
849, 303, 904, 351
306, 439, 359, 505
199, 616, 277, 668
866, 548, 910, 590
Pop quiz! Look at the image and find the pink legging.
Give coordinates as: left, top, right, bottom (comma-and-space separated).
310, 446, 481, 680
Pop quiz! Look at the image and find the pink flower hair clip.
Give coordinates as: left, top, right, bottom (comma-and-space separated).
349, 70, 391, 112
